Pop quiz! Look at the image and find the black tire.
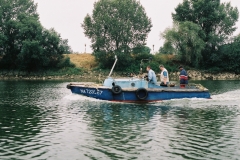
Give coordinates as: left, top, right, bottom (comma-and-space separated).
136, 88, 148, 100
112, 85, 122, 95
66, 84, 71, 89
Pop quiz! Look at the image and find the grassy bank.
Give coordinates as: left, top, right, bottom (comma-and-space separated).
64, 53, 98, 70
0, 54, 95, 77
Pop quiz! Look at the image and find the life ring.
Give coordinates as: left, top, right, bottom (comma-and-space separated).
112, 85, 122, 95
136, 88, 148, 100
66, 84, 71, 89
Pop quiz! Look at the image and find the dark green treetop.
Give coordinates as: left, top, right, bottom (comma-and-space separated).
82, 0, 152, 69
211, 34, 240, 73
171, 0, 239, 66
0, 0, 72, 71
161, 21, 205, 67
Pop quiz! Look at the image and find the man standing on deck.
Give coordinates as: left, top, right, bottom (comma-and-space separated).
146, 66, 157, 85
179, 66, 188, 88
159, 65, 169, 86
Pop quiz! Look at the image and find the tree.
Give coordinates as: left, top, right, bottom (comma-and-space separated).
159, 47, 172, 54
132, 46, 151, 54
161, 21, 205, 67
0, 0, 72, 71
17, 28, 72, 71
82, 0, 152, 69
0, 0, 40, 68
211, 35, 240, 73
172, 0, 239, 66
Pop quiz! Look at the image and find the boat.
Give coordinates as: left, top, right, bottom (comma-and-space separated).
67, 56, 210, 103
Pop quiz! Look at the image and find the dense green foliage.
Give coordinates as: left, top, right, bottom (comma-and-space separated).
133, 46, 151, 55
210, 35, 240, 73
161, 22, 205, 67
111, 52, 177, 75
0, 0, 72, 71
82, 0, 152, 70
161, 0, 239, 70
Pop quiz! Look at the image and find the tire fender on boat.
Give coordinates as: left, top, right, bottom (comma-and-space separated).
112, 85, 122, 95
136, 88, 148, 100
66, 84, 71, 89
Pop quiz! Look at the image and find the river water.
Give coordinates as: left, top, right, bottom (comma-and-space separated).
0, 80, 240, 160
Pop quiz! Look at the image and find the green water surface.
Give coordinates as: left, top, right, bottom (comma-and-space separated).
0, 80, 240, 160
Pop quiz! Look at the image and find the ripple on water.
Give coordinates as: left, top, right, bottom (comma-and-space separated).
0, 81, 240, 160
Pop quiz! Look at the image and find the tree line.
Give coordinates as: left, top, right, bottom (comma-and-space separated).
1, 0, 240, 73
0, 0, 72, 72
161, 0, 240, 73
83, 0, 240, 73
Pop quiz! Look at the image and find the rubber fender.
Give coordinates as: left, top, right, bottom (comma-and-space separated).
136, 88, 148, 100
66, 84, 71, 89
112, 85, 122, 95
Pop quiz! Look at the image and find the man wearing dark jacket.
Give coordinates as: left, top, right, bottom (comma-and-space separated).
179, 66, 188, 88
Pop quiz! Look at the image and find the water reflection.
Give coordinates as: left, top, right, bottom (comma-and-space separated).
0, 81, 66, 159
192, 80, 240, 95
78, 103, 158, 159
0, 80, 239, 160
77, 102, 240, 159
164, 106, 240, 159
0, 104, 43, 158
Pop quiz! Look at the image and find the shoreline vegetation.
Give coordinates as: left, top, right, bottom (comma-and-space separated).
1, 54, 239, 81
1, 0, 240, 82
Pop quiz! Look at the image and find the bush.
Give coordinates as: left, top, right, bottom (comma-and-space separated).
45, 67, 82, 76
207, 67, 221, 74
57, 57, 75, 68
134, 52, 154, 61
124, 53, 153, 74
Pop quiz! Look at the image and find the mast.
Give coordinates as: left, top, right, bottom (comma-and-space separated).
108, 55, 118, 77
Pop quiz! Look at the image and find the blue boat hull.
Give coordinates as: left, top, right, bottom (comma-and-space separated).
69, 85, 211, 103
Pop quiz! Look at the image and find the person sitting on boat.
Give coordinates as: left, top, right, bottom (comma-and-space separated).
146, 66, 157, 85
159, 64, 169, 86
179, 66, 188, 88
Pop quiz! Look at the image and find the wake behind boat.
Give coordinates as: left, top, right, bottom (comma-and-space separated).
67, 56, 210, 103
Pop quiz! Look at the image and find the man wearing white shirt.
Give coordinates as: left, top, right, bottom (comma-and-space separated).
159, 64, 169, 86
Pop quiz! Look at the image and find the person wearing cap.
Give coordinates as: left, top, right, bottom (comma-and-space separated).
179, 66, 188, 88
159, 64, 169, 86
146, 66, 157, 85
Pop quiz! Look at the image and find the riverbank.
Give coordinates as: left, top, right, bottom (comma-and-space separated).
0, 69, 240, 81
1, 54, 239, 81
170, 70, 240, 80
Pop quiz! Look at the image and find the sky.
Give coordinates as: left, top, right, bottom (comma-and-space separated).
33, 0, 240, 53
